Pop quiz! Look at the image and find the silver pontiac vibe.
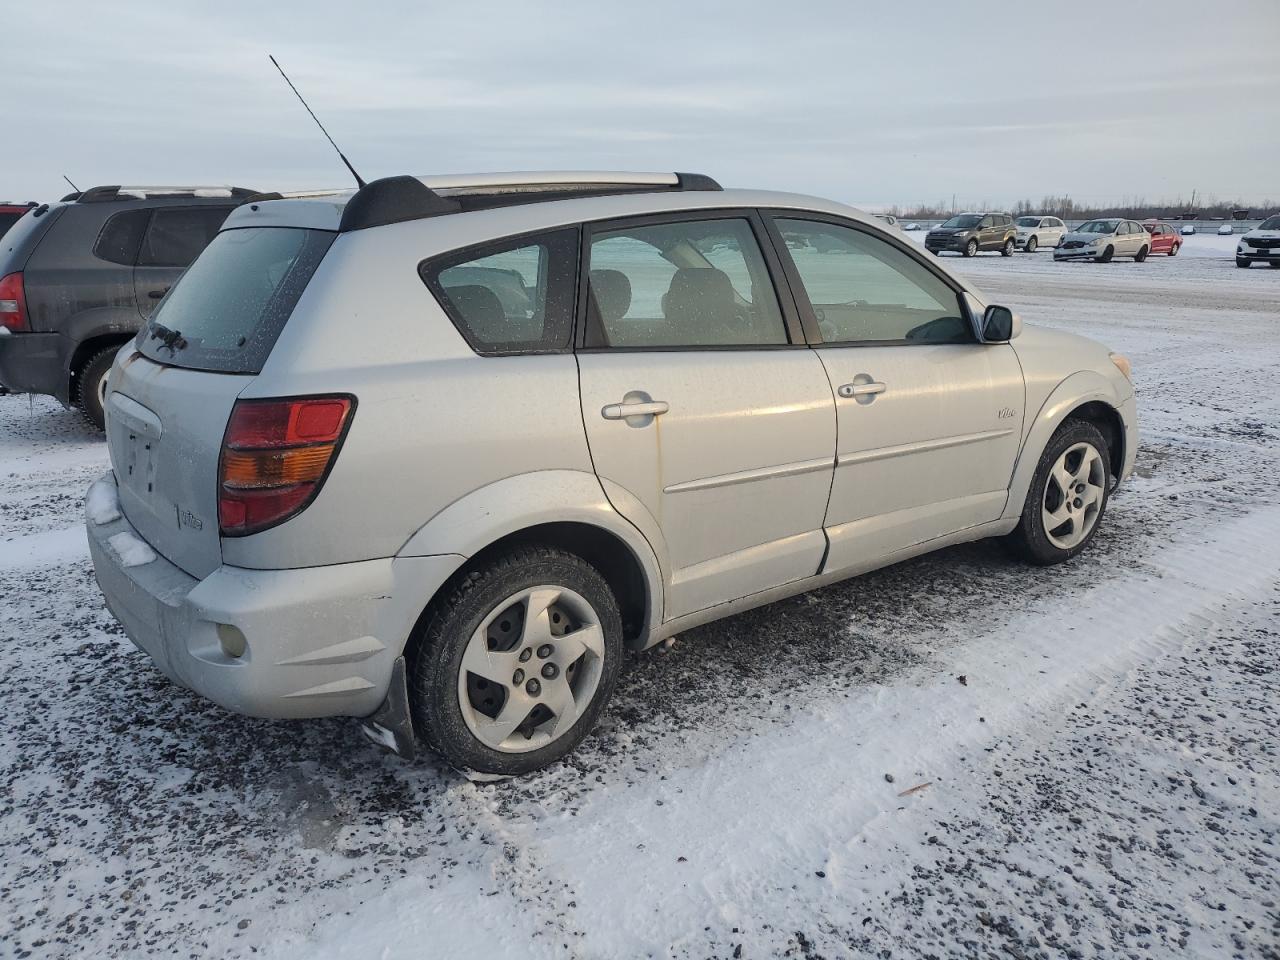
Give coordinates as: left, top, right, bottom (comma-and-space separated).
85, 171, 1138, 775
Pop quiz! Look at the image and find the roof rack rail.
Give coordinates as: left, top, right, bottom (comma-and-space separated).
339, 170, 721, 232
77, 185, 260, 203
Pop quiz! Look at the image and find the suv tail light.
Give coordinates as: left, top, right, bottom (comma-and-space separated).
218, 395, 355, 536
0, 272, 28, 332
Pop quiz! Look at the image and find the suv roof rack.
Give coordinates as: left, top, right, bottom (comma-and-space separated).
339, 171, 721, 232
77, 185, 260, 203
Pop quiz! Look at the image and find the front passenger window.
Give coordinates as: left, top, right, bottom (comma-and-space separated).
775, 218, 968, 345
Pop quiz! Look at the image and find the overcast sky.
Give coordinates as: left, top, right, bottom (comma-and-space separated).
5, 1, 1278, 210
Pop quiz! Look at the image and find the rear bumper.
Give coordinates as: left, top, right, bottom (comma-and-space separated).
86, 472, 463, 721
0, 331, 63, 395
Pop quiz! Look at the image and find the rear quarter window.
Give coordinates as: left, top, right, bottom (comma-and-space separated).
138, 206, 235, 267
137, 227, 335, 374
93, 209, 150, 265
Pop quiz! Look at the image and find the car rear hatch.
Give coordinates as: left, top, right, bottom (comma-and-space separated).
106, 224, 337, 579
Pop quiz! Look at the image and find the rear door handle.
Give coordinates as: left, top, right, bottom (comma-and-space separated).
602, 400, 669, 420
837, 381, 886, 399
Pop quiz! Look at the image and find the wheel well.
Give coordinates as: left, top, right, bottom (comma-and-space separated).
1067, 401, 1124, 481
445, 522, 650, 648
68, 333, 133, 400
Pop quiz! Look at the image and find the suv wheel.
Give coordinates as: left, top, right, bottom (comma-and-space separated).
1006, 419, 1110, 566
1000, 238, 1015, 257
408, 546, 623, 775
1134, 245, 1149, 263
1236, 258, 1251, 268
1026, 235, 1038, 253
76, 346, 118, 431
964, 239, 978, 258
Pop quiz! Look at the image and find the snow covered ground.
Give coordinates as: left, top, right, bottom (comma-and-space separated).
1, 238, 1278, 959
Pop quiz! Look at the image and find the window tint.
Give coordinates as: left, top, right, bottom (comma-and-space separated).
137, 227, 335, 374
775, 218, 969, 345
137, 206, 233, 267
585, 218, 786, 348
424, 229, 577, 354
93, 209, 151, 265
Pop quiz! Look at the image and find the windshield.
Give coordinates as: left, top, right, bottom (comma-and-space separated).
941, 215, 982, 229
137, 227, 335, 374
1076, 220, 1120, 234
1260, 215, 1280, 230
1015, 217, 1042, 227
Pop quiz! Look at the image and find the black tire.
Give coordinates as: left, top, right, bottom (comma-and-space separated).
931, 249, 941, 256
964, 239, 978, 258
1269, 262, 1280, 269
1168, 243, 1179, 256
407, 545, 624, 776
1134, 245, 1149, 263
75, 346, 118, 431
1026, 235, 1038, 253
1005, 419, 1111, 566
1000, 238, 1014, 257
1097, 245, 1114, 263
1236, 259, 1251, 268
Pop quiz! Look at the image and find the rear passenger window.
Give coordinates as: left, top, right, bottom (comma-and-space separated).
584, 218, 787, 349
137, 206, 233, 267
93, 209, 150, 265
423, 229, 578, 355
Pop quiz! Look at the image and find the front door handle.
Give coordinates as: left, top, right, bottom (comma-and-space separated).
602, 399, 669, 420
837, 381, 886, 399
147, 288, 169, 300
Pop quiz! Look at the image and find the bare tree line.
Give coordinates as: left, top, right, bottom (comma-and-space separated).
887, 195, 1278, 220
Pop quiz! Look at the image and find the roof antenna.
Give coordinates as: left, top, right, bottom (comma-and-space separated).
63, 175, 80, 191
268, 54, 366, 189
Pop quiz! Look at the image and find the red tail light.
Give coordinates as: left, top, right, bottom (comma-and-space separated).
218, 395, 355, 536
0, 272, 28, 332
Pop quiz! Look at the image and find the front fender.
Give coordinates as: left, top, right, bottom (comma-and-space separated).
1002, 370, 1127, 522
396, 469, 665, 639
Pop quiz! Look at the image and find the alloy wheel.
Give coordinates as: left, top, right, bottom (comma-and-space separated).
1041, 442, 1106, 549
456, 585, 605, 753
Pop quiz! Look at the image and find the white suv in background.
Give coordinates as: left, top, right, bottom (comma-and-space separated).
86, 171, 1137, 776
1015, 215, 1066, 252
1236, 213, 1280, 268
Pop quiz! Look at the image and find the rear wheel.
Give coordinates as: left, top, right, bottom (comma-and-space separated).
964, 239, 978, 258
407, 546, 623, 776
1168, 242, 1179, 256
1026, 235, 1038, 253
1006, 419, 1110, 566
1134, 245, 1149, 262
1001, 238, 1015, 257
75, 347, 118, 431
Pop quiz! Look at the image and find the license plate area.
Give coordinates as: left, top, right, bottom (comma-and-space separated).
121, 429, 159, 498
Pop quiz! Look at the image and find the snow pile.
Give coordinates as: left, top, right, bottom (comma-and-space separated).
107, 531, 156, 567
85, 478, 120, 525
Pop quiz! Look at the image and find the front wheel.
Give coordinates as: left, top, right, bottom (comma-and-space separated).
1236, 259, 1251, 268
964, 239, 978, 258
1001, 238, 1015, 257
1134, 245, 1149, 263
1006, 419, 1110, 566
407, 546, 623, 776
1097, 245, 1114, 263
1026, 235, 1038, 253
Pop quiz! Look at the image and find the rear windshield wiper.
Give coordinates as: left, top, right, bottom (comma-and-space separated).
147, 322, 188, 352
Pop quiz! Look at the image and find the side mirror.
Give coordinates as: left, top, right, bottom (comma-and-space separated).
982, 304, 1021, 341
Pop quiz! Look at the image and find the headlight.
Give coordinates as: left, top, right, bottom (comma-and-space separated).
1110, 352, 1133, 382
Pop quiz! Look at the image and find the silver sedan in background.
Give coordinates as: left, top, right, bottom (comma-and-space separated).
1054, 219, 1152, 263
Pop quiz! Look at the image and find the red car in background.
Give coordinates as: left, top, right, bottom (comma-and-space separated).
0, 202, 36, 238
1141, 220, 1182, 256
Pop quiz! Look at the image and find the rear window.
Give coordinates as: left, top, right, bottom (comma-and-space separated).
137, 227, 335, 374
0, 211, 24, 237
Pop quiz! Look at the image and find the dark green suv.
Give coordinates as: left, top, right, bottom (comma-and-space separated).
925, 212, 1017, 258
0, 185, 256, 428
